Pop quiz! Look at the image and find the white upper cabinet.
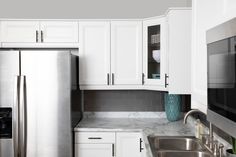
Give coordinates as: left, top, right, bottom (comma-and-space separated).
191, 0, 236, 113
111, 21, 142, 85
143, 17, 167, 89
167, 9, 191, 94
40, 21, 78, 43
0, 21, 78, 44
1, 21, 39, 43
79, 21, 143, 89
79, 21, 110, 86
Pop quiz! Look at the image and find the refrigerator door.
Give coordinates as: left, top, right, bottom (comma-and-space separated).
20, 50, 72, 157
0, 50, 20, 157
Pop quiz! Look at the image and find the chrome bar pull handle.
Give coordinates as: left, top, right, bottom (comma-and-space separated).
19, 76, 27, 157
165, 73, 169, 88
13, 76, 20, 157
112, 144, 115, 157
88, 137, 102, 140
107, 73, 110, 85
36, 31, 39, 43
140, 138, 144, 152
112, 73, 114, 85
142, 73, 145, 85
41, 31, 44, 43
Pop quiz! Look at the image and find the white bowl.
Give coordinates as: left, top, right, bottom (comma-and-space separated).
152, 50, 160, 63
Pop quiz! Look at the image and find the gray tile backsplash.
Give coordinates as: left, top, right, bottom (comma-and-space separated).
84, 90, 190, 112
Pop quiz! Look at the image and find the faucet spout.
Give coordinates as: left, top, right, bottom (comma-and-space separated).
183, 109, 213, 139
183, 109, 205, 124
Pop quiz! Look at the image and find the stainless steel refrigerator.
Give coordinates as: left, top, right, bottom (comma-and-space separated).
0, 50, 72, 157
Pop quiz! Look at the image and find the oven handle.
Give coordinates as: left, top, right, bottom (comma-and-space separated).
13, 76, 20, 157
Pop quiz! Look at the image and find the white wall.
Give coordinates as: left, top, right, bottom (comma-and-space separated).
0, 0, 191, 19
191, 0, 236, 112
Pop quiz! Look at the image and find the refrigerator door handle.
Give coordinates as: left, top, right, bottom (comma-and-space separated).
19, 76, 27, 157
13, 76, 20, 157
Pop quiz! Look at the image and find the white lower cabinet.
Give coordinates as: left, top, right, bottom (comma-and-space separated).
75, 132, 146, 157
75, 144, 113, 157
116, 132, 144, 157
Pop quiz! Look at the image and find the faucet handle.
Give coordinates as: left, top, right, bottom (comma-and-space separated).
219, 143, 224, 157
200, 134, 210, 145
213, 141, 220, 157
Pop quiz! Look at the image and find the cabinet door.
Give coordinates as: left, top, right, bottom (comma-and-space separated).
116, 132, 144, 157
0, 21, 39, 43
75, 144, 113, 157
40, 21, 78, 43
191, 0, 235, 113
143, 17, 167, 88
79, 22, 110, 85
111, 21, 142, 85
167, 10, 191, 94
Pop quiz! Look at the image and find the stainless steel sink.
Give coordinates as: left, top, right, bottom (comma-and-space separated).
148, 136, 213, 157
148, 136, 204, 151
157, 151, 212, 157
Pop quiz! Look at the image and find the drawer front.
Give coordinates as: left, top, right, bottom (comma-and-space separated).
75, 132, 115, 144
75, 144, 113, 157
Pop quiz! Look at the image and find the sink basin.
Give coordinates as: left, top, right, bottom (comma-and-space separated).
148, 136, 213, 157
157, 151, 212, 157
148, 136, 204, 151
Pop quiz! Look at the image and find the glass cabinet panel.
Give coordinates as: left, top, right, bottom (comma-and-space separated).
147, 25, 161, 80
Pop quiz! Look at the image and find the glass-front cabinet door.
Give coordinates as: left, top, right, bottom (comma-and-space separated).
143, 17, 167, 88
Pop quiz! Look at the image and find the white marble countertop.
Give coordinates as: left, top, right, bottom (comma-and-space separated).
74, 117, 195, 157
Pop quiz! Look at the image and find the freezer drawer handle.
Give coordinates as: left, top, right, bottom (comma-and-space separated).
88, 137, 102, 140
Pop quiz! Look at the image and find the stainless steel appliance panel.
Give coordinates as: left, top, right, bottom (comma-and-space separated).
20, 50, 72, 157
207, 17, 236, 138
0, 50, 19, 157
0, 51, 19, 108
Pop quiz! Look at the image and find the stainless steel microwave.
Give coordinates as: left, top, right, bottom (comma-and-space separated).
207, 18, 236, 138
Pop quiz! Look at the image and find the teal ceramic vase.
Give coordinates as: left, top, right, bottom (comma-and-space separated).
164, 93, 181, 122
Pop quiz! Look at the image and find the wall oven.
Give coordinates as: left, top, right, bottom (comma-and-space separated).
207, 18, 236, 138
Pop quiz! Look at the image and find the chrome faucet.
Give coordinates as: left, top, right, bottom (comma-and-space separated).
183, 109, 213, 139
183, 109, 226, 157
